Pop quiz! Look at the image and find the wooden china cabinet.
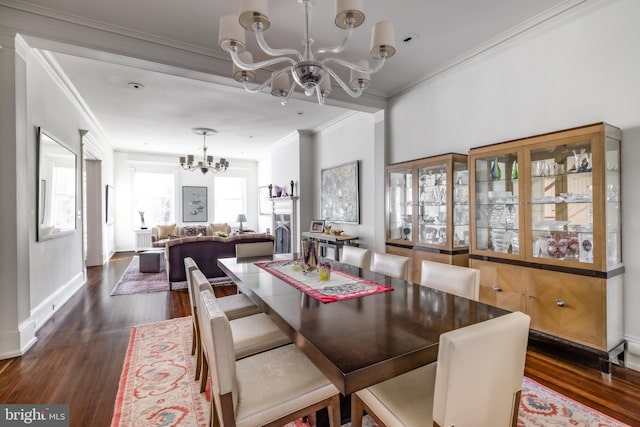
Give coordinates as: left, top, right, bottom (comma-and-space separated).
385, 153, 469, 284
468, 123, 624, 374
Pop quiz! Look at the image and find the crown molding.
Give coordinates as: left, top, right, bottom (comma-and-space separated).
0, 0, 227, 61
14, 32, 28, 59
311, 111, 361, 134
31, 48, 112, 149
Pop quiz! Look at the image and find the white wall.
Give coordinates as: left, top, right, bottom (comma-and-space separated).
113, 151, 258, 251
311, 113, 378, 252
388, 0, 640, 369
25, 52, 84, 333
268, 133, 303, 251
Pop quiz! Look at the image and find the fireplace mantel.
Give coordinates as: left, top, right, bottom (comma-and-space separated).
271, 196, 299, 254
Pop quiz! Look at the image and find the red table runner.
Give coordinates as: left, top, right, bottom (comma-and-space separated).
254, 259, 393, 303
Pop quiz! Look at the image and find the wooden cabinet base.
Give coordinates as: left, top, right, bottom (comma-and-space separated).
471, 258, 623, 353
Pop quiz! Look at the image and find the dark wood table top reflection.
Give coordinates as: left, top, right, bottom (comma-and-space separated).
218, 255, 509, 396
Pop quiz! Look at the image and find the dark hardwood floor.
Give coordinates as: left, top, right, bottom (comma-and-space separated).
1, 251, 639, 426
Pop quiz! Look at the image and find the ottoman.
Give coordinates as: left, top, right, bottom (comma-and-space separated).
139, 249, 165, 273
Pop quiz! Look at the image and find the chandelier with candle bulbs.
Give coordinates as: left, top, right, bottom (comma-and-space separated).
179, 128, 229, 174
218, 0, 395, 106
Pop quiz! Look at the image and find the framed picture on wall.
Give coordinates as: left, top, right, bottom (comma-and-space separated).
321, 160, 360, 224
182, 186, 207, 222
259, 185, 271, 215
106, 185, 114, 225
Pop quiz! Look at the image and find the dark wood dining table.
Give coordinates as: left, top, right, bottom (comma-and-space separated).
218, 254, 509, 396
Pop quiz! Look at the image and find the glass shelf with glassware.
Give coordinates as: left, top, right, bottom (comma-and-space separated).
469, 122, 622, 272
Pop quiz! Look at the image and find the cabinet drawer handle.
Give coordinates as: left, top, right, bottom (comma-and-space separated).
493, 285, 502, 292
555, 299, 566, 307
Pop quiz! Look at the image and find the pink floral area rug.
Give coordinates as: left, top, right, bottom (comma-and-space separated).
111, 317, 206, 427
518, 377, 630, 427
112, 317, 631, 427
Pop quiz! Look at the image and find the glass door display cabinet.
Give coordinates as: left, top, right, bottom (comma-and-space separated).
469, 123, 621, 272
469, 123, 624, 366
386, 153, 469, 283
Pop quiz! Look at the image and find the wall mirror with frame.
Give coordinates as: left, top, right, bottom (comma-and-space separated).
37, 127, 77, 241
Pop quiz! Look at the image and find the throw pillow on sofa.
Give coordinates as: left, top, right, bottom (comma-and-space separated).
209, 223, 230, 235
183, 225, 207, 237
157, 224, 177, 240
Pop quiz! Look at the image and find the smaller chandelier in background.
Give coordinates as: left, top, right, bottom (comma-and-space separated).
218, 0, 395, 106
179, 128, 229, 174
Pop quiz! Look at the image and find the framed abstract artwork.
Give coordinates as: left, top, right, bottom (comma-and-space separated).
182, 186, 207, 222
321, 160, 359, 224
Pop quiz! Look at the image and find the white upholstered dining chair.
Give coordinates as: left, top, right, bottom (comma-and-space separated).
184, 257, 265, 380
371, 252, 410, 281
235, 241, 274, 258
419, 260, 481, 300
340, 246, 371, 269
351, 311, 531, 427
193, 270, 291, 392
198, 289, 342, 427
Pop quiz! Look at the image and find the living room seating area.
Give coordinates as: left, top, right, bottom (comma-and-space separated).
163, 233, 275, 284
151, 223, 232, 247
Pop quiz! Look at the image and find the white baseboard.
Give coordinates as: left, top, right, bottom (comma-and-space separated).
31, 272, 85, 332
626, 337, 640, 372
0, 318, 37, 360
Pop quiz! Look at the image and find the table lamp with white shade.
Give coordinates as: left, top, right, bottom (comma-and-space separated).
236, 214, 248, 231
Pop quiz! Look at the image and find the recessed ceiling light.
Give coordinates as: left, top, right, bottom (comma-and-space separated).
297, 111, 304, 115
401, 33, 420, 45
128, 82, 144, 89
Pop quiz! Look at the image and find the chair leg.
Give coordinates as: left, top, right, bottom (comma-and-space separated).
350, 394, 365, 427
327, 395, 342, 427
200, 355, 208, 393
191, 322, 196, 355
195, 339, 202, 381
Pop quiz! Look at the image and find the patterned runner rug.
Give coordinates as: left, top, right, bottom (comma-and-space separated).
112, 317, 631, 427
255, 259, 393, 303
111, 257, 186, 295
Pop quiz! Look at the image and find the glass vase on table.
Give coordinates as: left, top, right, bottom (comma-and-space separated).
301, 239, 319, 271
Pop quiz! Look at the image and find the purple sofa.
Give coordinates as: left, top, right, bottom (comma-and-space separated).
164, 234, 275, 284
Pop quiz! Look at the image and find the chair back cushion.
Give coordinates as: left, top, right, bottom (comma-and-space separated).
371, 252, 409, 280
192, 270, 214, 311
235, 241, 274, 258
420, 260, 480, 300
198, 290, 239, 413
433, 311, 530, 427
341, 246, 371, 269
183, 257, 199, 309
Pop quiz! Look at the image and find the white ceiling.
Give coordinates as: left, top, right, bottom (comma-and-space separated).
11, 0, 580, 160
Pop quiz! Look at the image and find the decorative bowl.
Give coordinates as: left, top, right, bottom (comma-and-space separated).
332, 230, 344, 236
